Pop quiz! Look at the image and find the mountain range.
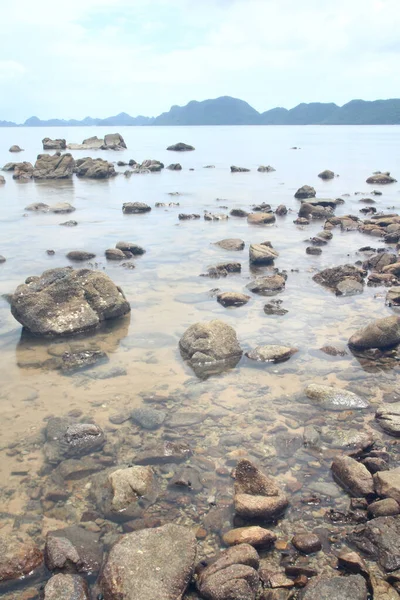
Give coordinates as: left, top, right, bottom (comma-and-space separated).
2, 96, 400, 127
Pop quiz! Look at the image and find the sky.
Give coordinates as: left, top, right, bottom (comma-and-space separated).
1, 0, 400, 122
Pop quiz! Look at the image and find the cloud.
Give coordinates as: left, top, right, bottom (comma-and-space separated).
1, 0, 400, 120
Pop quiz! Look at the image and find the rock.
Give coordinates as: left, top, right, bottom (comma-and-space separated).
313, 265, 365, 294
349, 316, 400, 350
0, 175, 5, 184
104, 132, 127, 149
43, 137, 66, 150
132, 159, 164, 172
66, 251, 96, 262
105, 248, 126, 260
292, 533, 321, 554
306, 246, 322, 255
75, 157, 116, 178
386, 287, 400, 307
246, 345, 297, 363
234, 459, 288, 521
331, 456, 374, 496
366, 172, 397, 184
247, 212, 276, 224
0, 534, 43, 582
122, 202, 151, 214
131, 406, 166, 430
276, 205, 287, 216
166, 412, 206, 428
318, 170, 335, 180
33, 152, 75, 179
217, 292, 250, 307
60, 220, 78, 227
231, 165, 250, 172
304, 384, 368, 411
167, 142, 195, 151
59, 349, 107, 372
179, 213, 201, 220
368, 499, 400, 518
9, 145, 23, 152
11, 268, 130, 336
44, 417, 105, 463
294, 217, 310, 225
222, 527, 276, 548
376, 403, 400, 436
337, 549, 368, 575
167, 163, 182, 170
336, 278, 364, 296
179, 320, 242, 377
349, 516, 400, 572
45, 535, 81, 571
295, 185, 316, 199
45, 526, 102, 575
374, 469, 400, 503
204, 262, 241, 278
204, 212, 229, 221
230, 209, 249, 217
44, 574, 89, 600
300, 574, 368, 600
12, 161, 34, 180
101, 524, 196, 600
258, 165, 275, 172
116, 241, 145, 255
246, 275, 286, 296
249, 244, 279, 264
215, 239, 245, 251
50, 202, 76, 214
135, 441, 192, 465
369, 575, 399, 600
264, 300, 288, 316
67, 135, 104, 150
364, 252, 397, 272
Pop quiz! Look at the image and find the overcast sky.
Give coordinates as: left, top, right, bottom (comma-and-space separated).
1, 0, 400, 121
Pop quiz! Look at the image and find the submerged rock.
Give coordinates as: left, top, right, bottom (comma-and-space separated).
215, 238, 245, 251
44, 574, 89, 600
167, 163, 182, 170
122, 202, 151, 214
45, 526, 102, 575
349, 516, 400, 572
276, 204, 287, 216
294, 185, 316, 199
246, 345, 297, 363
304, 384, 369, 411
11, 267, 130, 336
312, 265, 366, 295
348, 316, 400, 350
44, 418, 105, 464
300, 574, 368, 600
292, 533, 321, 554
230, 209, 249, 218
331, 456, 374, 496
375, 403, 400, 436
135, 441, 192, 465
0, 533, 43, 582
131, 406, 166, 429
246, 274, 286, 296
116, 241, 145, 255
223, 527, 276, 548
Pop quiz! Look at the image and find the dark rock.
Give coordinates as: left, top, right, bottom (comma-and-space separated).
12, 161, 34, 180
135, 441, 192, 465
217, 292, 250, 307
295, 185, 316, 199
375, 403, 400, 436
306, 246, 322, 255
258, 165, 275, 172
231, 165, 250, 172
60, 220, 78, 227
276, 205, 287, 216
179, 213, 201, 220
348, 316, 400, 350
318, 170, 335, 180
116, 241, 145, 255
292, 533, 321, 554
230, 209, 249, 218
167, 142, 195, 151
247, 212, 276, 224
368, 499, 400, 518
264, 300, 288, 316
75, 157, 116, 179
46, 526, 102, 575
105, 248, 126, 261
167, 163, 182, 170
366, 172, 397, 184
246, 275, 286, 296
43, 137, 66, 150
348, 516, 400, 572
44, 417, 105, 464
215, 239, 245, 251
204, 212, 229, 221
122, 202, 151, 214
313, 265, 366, 294
66, 251, 96, 262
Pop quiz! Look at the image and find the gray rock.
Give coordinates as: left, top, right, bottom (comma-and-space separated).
60, 220, 78, 227
300, 574, 367, 600
204, 212, 229, 221
313, 264, 365, 294
46, 526, 102, 575
215, 239, 245, 251
217, 292, 250, 307
131, 406, 166, 430
0, 175, 5, 184
376, 403, 400, 436
247, 212, 276, 224
116, 241, 145, 255
167, 142, 195, 151
231, 165, 250, 172
336, 278, 364, 296
295, 185, 316, 199
75, 157, 116, 178
104, 132, 127, 149
66, 251, 96, 262
135, 441, 192, 465
9, 145, 23, 152
12, 161, 34, 179
167, 163, 182, 170
246, 275, 286, 296
0, 533, 43, 582
331, 456, 374, 496
44, 417, 105, 464
318, 170, 335, 180
43, 137, 66, 150
368, 498, 400, 518
349, 316, 400, 350
122, 202, 151, 214
59, 349, 108, 372
165, 411, 206, 428
100, 524, 196, 600
45, 535, 81, 571
258, 165, 275, 172
249, 244, 279, 265
44, 574, 89, 600
304, 384, 369, 411
105, 248, 126, 261
374, 468, 400, 503
246, 345, 297, 363
366, 172, 397, 184
348, 516, 400, 571
292, 533, 321, 554
230, 209, 249, 218
386, 287, 400, 307
33, 152, 75, 179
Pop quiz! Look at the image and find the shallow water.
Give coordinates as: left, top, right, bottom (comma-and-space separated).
0, 125, 400, 594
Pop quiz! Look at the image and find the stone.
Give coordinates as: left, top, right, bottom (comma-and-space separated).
349, 316, 400, 350
135, 441, 192, 465
258, 165, 275, 172
11, 267, 130, 336
318, 170, 335, 180
60, 220, 78, 227
67, 135, 104, 150
131, 406, 166, 430
246, 275, 286, 296
264, 301, 288, 315
366, 172, 397, 184
204, 262, 241, 277
304, 384, 369, 410
230, 209, 249, 217
66, 251, 96, 262
0, 255, 6, 262
105, 248, 126, 260
368, 499, 400, 518
247, 212, 276, 224
12, 161, 34, 179
44, 574, 89, 600
300, 574, 367, 600
108, 466, 154, 516
167, 142, 195, 151
217, 292, 250, 307
59, 349, 108, 372
167, 163, 182, 170
249, 243, 279, 264
222, 527, 276, 548
306, 246, 322, 255
75, 157, 116, 178
295, 185, 316, 199
336, 278, 364, 296
9, 145, 23, 152
100, 524, 196, 600
376, 403, 400, 436
49, 202, 75, 214
43, 137, 66, 150
45, 535, 81, 571
331, 456, 374, 496
231, 165, 250, 172
337, 550, 368, 575
369, 575, 399, 600
386, 287, 400, 307
0, 534, 43, 582
313, 265, 365, 294
33, 152, 75, 179
46, 526, 102, 575
165, 411, 206, 428
0, 175, 5, 184
179, 213, 201, 220
374, 469, 400, 503
292, 533, 321, 554
246, 345, 297, 363
116, 242, 145, 255
276, 204, 287, 216
104, 132, 127, 149
122, 202, 151, 214
215, 239, 245, 251
204, 212, 229, 221
44, 418, 105, 464
349, 516, 400, 572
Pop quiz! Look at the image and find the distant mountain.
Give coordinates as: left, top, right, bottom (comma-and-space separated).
3, 96, 400, 126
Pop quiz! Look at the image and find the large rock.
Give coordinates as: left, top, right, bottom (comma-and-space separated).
0, 534, 43, 582
300, 574, 367, 600
101, 524, 196, 600
122, 202, 152, 214
167, 142, 194, 151
318, 170, 335, 180
179, 320, 242, 377
44, 574, 89, 600
366, 172, 397, 185
67, 136, 104, 150
75, 157, 116, 179
43, 137, 66, 150
217, 292, 250, 307
376, 403, 400, 436
11, 267, 130, 336
104, 132, 126, 149
249, 244, 278, 264
294, 185, 316, 199
33, 152, 75, 179
312, 265, 365, 294
215, 239, 245, 251
348, 316, 400, 350
247, 212, 276, 225
246, 345, 297, 363
45, 526, 102, 575
348, 516, 400, 572
374, 468, 400, 503
304, 384, 369, 411
246, 275, 286, 296
9, 144, 23, 152
331, 456, 374, 496
12, 161, 34, 180
44, 417, 105, 464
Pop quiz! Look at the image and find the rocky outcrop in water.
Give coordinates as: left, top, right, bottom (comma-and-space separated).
217, 292, 250, 307
375, 403, 400, 436
247, 212, 276, 224
318, 169, 335, 179
10, 161, 34, 180
246, 345, 297, 363
33, 152, 75, 179
167, 142, 194, 151
215, 238, 245, 251
9, 144, 23, 152
257, 165, 275, 172
75, 157, 116, 178
246, 274, 286, 295
44, 417, 105, 463
366, 171, 397, 184
68, 133, 126, 150
312, 264, 366, 295
231, 165, 250, 172
11, 267, 130, 336
122, 202, 152, 214
43, 137, 67, 150
301, 574, 368, 600
294, 185, 316, 199
331, 455, 374, 496
348, 316, 400, 350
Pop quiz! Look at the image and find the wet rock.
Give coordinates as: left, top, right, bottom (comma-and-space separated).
204, 262, 241, 278
50, 202, 75, 214
131, 406, 166, 430
44, 417, 105, 464
258, 165, 275, 172
223, 526, 276, 548
0, 255, 6, 263
295, 185, 316, 199
9, 144, 23, 152
337, 549, 368, 575
230, 209, 249, 218
135, 441, 192, 465
104, 132, 127, 150
179, 213, 201, 220
75, 157, 116, 178
246, 274, 286, 296
368, 498, 400, 518
204, 212, 229, 221
246, 345, 297, 363
264, 300, 288, 316
386, 287, 400, 307
60, 220, 78, 227
56, 457, 104, 480
12, 161, 34, 180
46, 526, 102, 575
349, 516, 400, 571
366, 172, 397, 184
33, 152, 75, 179
105, 248, 126, 260
43, 137, 66, 150
249, 243, 279, 264
45, 535, 81, 571
167, 163, 182, 170
67, 135, 104, 150
179, 320, 243, 377
292, 533, 321, 554
231, 165, 250, 172
364, 252, 397, 272
101, 524, 196, 600
348, 316, 400, 350
375, 403, 400, 436
43, 573, 89, 600
247, 212, 276, 225
331, 456, 374, 496
116, 241, 145, 255
300, 574, 367, 600
320, 427, 373, 451
0, 534, 43, 582
369, 575, 399, 600
11, 267, 130, 336
336, 278, 364, 296
374, 468, 400, 503
306, 246, 322, 255
0, 175, 5, 184
305, 384, 369, 411
59, 349, 108, 372
215, 239, 245, 251
167, 142, 195, 151
313, 264, 366, 294
217, 292, 250, 307
318, 170, 335, 180
234, 459, 288, 521
294, 217, 310, 225
275, 204, 287, 216
66, 251, 96, 262
122, 202, 151, 214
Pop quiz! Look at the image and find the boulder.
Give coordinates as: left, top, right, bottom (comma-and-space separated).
246, 275, 286, 296
33, 152, 75, 179
167, 163, 182, 170
374, 468, 400, 503
204, 212, 229, 221
122, 202, 151, 214
222, 527, 276, 548
368, 498, 400, 518
44, 574, 89, 600
116, 241, 145, 255
66, 251, 96, 262
258, 165, 275, 172
104, 132, 127, 149
45, 535, 81, 571
246, 345, 297, 363
217, 292, 250, 307
167, 142, 195, 151
318, 170, 335, 180
231, 165, 250, 172
292, 533, 321, 554
215, 239, 245, 251
105, 248, 126, 260
294, 185, 316, 199
12, 161, 34, 180
375, 403, 400, 436
247, 212, 276, 224
366, 172, 397, 185
75, 157, 116, 178
133, 159, 164, 172
275, 204, 287, 216
304, 384, 369, 410
230, 209, 249, 218
45, 526, 102, 575
43, 137, 67, 150
306, 246, 322, 255
313, 265, 366, 294
11, 267, 130, 336
249, 243, 279, 264
348, 316, 400, 350
300, 574, 367, 600
67, 135, 104, 150
9, 144, 23, 152
348, 516, 400, 572
44, 417, 105, 464
331, 456, 374, 496
0, 534, 43, 582
100, 524, 196, 600
0, 175, 5, 184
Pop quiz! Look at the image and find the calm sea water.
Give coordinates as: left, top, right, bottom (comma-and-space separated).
0, 126, 399, 589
